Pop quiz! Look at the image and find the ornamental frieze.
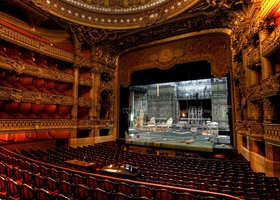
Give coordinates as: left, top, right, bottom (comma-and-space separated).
235, 120, 247, 136
0, 86, 74, 105
261, 75, 280, 97
246, 84, 262, 101
119, 33, 232, 87
0, 25, 73, 62
247, 122, 264, 140
263, 98, 277, 122
0, 55, 74, 84
78, 97, 93, 107
264, 124, 280, 144
262, 25, 280, 57
247, 47, 261, 70
79, 77, 92, 87
248, 101, 263, 120
0, 119, 73, 133
78, 120, 92, 129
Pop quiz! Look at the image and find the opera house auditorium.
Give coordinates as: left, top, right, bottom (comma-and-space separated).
0, 0, 280, 199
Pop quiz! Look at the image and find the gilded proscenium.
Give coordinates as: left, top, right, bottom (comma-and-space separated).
119, 33, 232, 87
0, 25, 73, 62
29, 0, 200, 29
264, 124, 280, 144
247, 47, 261, 70
246, 84, 262, 101
0, 119, 73, 133
262, 25, 280, 57
247, 122, 264, 140
0, 86, 74, 105
261, 74, 280, 98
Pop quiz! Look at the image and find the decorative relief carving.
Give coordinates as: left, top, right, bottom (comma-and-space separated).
78, 120, 92, 129
247, 122, 264, 140
71, 99, 78, 119
247, 47, 261, 70
246, 84, 262, 101
28, 0, 196, 29
78, 97, 93, 107
264, 124, 280, 144
0, 119, 73, 133
0, 55, 74, 83
262, 25, 280, 57
79, 77, 92, 87
235, 120, 247, 136
119, 34, 232, 87
0, 24, 73, 62
233, 62, 245, 81
261, 74, 280, 97
248, 101, 263, 120
0, 86, 74, 105
263, 98, 277, 122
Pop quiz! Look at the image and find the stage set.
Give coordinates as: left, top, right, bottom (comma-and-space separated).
120, 127, 236, 160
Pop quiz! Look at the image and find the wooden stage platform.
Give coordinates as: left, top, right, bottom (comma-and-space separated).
117, 128, 237, 159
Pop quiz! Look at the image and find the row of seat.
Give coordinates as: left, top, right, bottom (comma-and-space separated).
28, 145, 280, 199
0, 151, 226, 200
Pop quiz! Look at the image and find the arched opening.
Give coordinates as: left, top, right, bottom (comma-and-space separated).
119, 61, 233, 157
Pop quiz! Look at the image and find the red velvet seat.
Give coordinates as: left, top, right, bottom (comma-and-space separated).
44, 104, 59, 119
3, 102, 25, 119
84, 176, 99, 189
33, 77, 50, 93
72, 173, 84, 185
45, 176, 58, 194
45, 80, 61, 94
21, 170, 33, 185
7, 178, 21, 200
20, 75, 40, 92
0, 71, 14, 88
33, 56, 49, 69
18, 102, 38, 119
31, 103, 45, 118
74, 184, 91, 200
56, 105, 71, 119
57, 180, 74, 198
35, 187, 53, 200
92, 187, 110, 200
6, 73, 28, 90
100, 178, 116, 193
0, 176, 7, 198
55, 82, 73, 96
117, 181, 134, 196
21, 183, 35, 200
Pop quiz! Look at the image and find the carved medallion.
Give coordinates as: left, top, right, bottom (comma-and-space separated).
158, 48, 174, 63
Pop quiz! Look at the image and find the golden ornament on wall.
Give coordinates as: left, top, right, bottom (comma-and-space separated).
158, 48, 174, 63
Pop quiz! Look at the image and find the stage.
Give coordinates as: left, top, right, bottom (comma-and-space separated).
118, 128, 236, 159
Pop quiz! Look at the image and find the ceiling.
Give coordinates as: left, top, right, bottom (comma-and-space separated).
0, 0, 248, 56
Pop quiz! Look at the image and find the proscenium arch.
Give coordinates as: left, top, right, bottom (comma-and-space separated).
118, 29, 233, 88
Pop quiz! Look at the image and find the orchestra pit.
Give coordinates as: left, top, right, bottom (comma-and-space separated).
0, 0, 280, 199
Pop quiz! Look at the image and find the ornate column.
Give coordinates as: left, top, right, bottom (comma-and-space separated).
70, 65, 80, 139
263, 98, 277, 123
89, 67, 100, 120
259, 22, 274, 80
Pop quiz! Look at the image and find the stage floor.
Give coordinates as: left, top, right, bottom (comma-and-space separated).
126, 128, 232, 153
